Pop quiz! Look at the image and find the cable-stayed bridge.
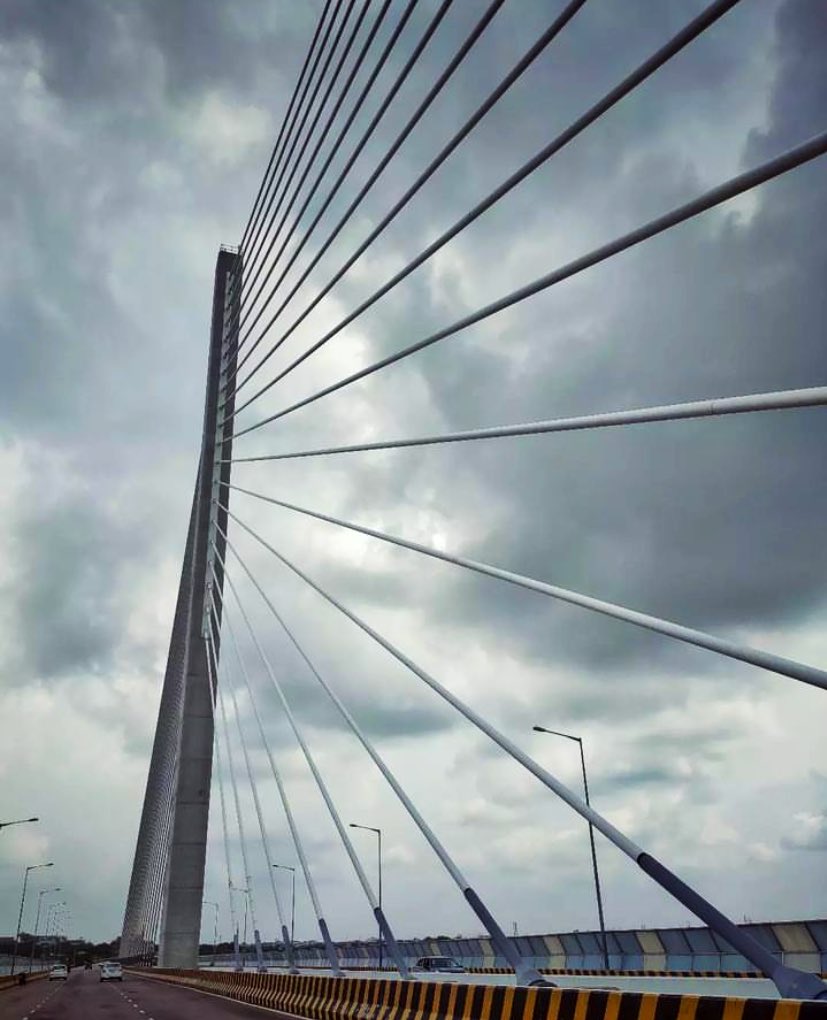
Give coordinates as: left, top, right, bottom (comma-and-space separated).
110, 0, 827, 1014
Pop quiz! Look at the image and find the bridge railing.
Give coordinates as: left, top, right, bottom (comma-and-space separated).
194, 916, 827, 977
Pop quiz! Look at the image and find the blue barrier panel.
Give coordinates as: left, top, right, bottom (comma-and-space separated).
659, 930, 691, 952
685, 928, 718, 953
458, 938, 479, 962
806, 921, 827, 973
741, 925, 782, 954
603, 932, 624, 967
288, 919, 825, 975
615, 931, 644, 970
527, 936, 548, 956
559, 933, 584, 969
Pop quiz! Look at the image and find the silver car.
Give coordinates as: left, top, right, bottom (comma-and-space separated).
412, 956, 466, 974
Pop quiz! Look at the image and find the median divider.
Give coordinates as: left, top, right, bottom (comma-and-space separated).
0, 971, 49, 992
130, 968, 827, 1020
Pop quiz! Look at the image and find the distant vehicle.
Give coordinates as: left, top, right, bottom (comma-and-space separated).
48, 964, 68, 981
100, 962, 123, 982
412, 957, 466, 974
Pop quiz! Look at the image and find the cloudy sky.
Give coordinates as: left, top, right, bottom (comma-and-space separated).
1, 0, 825, 948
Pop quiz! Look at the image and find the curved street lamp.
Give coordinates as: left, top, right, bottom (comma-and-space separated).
203, 900, 220, 963
0, 817, 39, 832
10, 862, 53, 975
534, 725, 609, 970
272, 865, 296, 946
350, 823, 383, 971
29, 887, 61, 973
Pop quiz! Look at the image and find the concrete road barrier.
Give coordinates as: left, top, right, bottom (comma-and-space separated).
0, 971, 49, 992
131, 968, 827, 1020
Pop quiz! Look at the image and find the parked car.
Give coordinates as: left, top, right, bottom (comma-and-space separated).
412, 957, 466, 974
48, 964, 68, 981
100, 962, 123, 982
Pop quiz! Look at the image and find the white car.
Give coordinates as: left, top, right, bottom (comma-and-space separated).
100, 962, 123, 982
49, 964, 68, 981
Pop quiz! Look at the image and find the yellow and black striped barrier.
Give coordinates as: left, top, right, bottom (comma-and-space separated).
132, 968, 827, 1020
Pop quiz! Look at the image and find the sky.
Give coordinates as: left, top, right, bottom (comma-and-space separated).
0, 0, 825, 948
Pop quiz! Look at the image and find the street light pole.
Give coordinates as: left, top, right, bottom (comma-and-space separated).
45, 901, 65, 937
203, 901, 220, 965
272, 865, 296, 946
29, 887, 60, 973
534, 725, 609, 971
45, 901, 64, 957
10, 862, 53, 975
0, 817, 39, 832
350, 823, 383, 971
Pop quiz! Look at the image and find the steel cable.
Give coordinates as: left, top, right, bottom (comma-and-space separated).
232, 129, 827, 436
231, 0, 591, 397
229, 0, 475, 383
228, 0, 741, 411
237, 0, 357, 311
239, 0, 379, 322
240, 0, 336, 255
225, 487, 827, 692
214, 554, 411, 976
216, 517, 547, 986
217, 507, 827, 998
227, 386, 827, 462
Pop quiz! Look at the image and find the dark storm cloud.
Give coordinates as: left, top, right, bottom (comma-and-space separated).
10, 497, 129, 680
2, 478, 168, 685
749, 0, 827, 156
781, 817, 827, 852
223, 567, 457, 741
0, 0, 311, 103
0, 0, 303, 705
0, 1, 141, 103
779, 772, 827, 852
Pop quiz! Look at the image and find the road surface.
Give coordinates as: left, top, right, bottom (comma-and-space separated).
0, 967, 286, 1019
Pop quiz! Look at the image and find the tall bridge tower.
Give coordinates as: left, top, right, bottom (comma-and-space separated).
120, 247, 240, 967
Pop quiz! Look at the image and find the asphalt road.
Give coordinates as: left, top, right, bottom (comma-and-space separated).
0, 968, 287, 1019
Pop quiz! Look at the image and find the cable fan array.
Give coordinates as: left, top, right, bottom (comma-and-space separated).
140, 0, 827, 1000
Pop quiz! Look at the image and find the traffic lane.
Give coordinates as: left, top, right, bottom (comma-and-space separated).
1, 968, 291, 1019
0, 969, 112, 1019
124, 971, 300, 1018
0, 974, 67, 1018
